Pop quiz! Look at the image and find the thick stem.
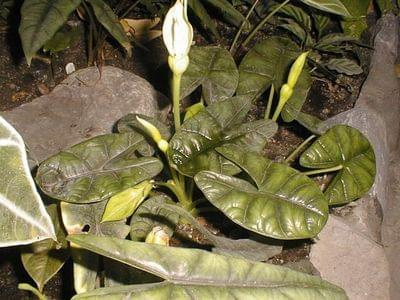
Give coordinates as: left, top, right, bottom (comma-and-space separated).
285, 135, 316, 164
243, 0, 290, 47
303, 165, 343, 176
172, 73, 182, 131
230, 0, 260, 53
271, 100, 284, 122
265, 84, 275, 120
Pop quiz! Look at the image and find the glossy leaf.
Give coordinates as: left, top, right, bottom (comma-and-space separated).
300, 125, 376, 205
0, 116, 56, 246
19, 0, 82, 64
281, 69, 312, 122
21, 204, 69, 292
325, 58, 363, 75
180, 46, 238, 105
130, 195, 180, 242
118, 114, 171, 141
68, 234, 348, 299
299, 0, 350, 16
157, 202, 282, 261
195, 145, 328, 239
237, 37, 301, 100
187, 0, 219, 38
62, 200, 130, 293
168, 96, 277, 177
184, 102, 205, 121
88, 0, 132, 56
36, 133, 163, 203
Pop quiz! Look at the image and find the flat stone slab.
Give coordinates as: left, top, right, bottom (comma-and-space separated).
0, 66, 169, 163
310, 216, 390, 300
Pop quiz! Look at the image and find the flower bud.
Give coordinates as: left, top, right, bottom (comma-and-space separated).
136, 116, 169, 153
145, 226, 170, 246
163, 0, 193, 59
287, 51, 309, 89
279, 83, 293, 105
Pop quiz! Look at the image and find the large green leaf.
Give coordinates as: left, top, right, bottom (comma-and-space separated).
62, 200, 130, 293
195, 145, 328, 239
68, 234, 348, 299
19, 0, 82, 65
21, 204, 69, 292
0, 116, 56, 246
180, 46, 239, 105
237, 37, 301, 101
130, 195, 180, 242
88, 0, 132, 56
325, 58, 363, 76
339, 0, 370, 39
168, 96, 277, 177
299, 0, 350, 16
36, 133, 163, 203
300, 125, 376, 205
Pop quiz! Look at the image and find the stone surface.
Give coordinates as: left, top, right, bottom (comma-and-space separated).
312, 13, 400, 300
310, 216, 390, 300
0, 66, 170, 163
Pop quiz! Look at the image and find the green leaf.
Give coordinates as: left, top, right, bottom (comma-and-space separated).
19, 0, 82, 64
101, 181, 153, 223
21, 204, 69, 292
339, 0, 370, 39
168, 96, 277, 177
315, 33, 358, 50
36, 133, 163, 203
279, 21, 308, 44
87, 0, 132, 56
281, 69, 312, 123
43, 26, 82, 53
300, 125, 376, 205
187, 0, 220, 38
61, 200, 130, 294
184, 102, 205, 121
275, 4, 312, 31
299, 0, 350, 17
202, 0, 246, 28
130, 195, 180, 242
68, 234, 348, 299
325, 58, 363, 75
237, 37, 301, 100
312, 12, 330, 37
0, 116, 56, 246
195, 145, 328, 239
180, 46, 238, 105
157, 202, 282, 261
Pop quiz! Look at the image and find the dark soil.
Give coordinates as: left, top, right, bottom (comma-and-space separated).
0, 2, 371, 298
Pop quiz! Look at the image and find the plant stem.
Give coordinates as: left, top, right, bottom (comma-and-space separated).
156, 180, 192, 210
271, 99, 284, 122
172, 72, 182, 131
285, 135, 316, 164
265, 84, 275, 119
230, 0, 260, 53
243, 0, 290, 47
303, 165, 343, 176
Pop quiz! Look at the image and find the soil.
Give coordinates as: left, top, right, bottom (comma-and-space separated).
0, 2, 371, 299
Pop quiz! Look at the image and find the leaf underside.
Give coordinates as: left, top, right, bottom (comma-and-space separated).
68, 234, 348, 300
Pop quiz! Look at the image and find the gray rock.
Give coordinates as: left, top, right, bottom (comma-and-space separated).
310, 216, 390, 300
0, 66, 170, 163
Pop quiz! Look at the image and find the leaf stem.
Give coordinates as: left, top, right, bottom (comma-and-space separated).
172, 73, 182, 131
285, 134, 316, 164
18, 283, 47, 300
243, 0, 290, 47
303, 165, 343, 176
264, 84, 275, 119
230, 0, 260, 53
